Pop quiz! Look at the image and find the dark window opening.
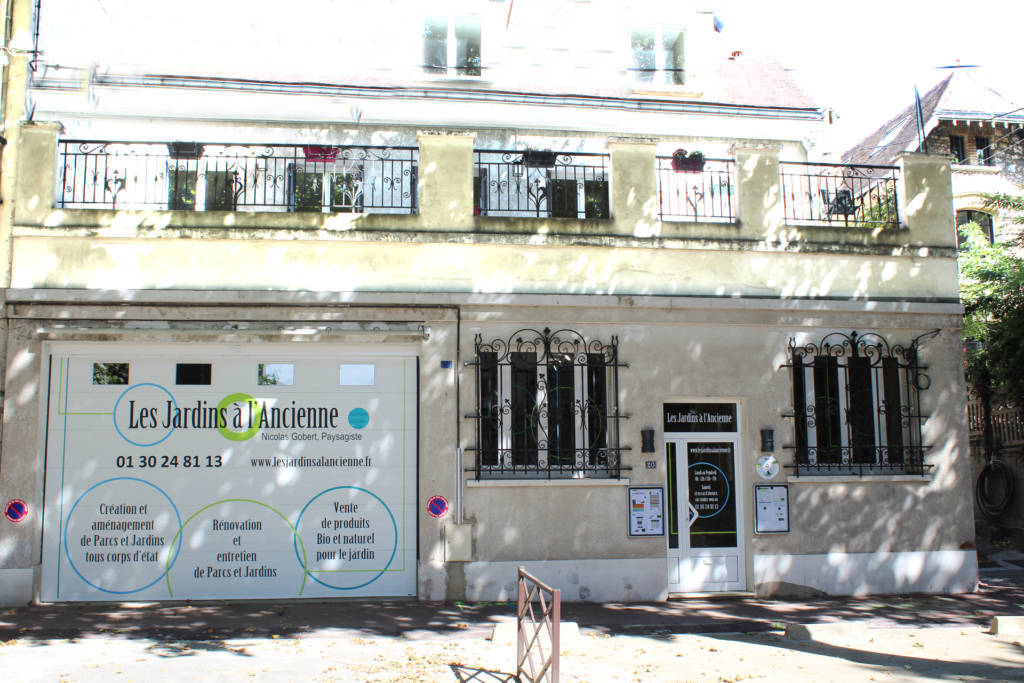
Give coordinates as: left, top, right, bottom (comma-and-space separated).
976, 136, 993, 165
176, 363, 212, 385
949, 135, 966, 164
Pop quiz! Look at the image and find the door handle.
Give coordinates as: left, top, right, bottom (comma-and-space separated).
687, 501, 699, 528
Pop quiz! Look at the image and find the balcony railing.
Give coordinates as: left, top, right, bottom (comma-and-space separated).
473, 150, 610, 219
656, 157, 736, 222
779, 161, 899, 229
56, 141, 418, 214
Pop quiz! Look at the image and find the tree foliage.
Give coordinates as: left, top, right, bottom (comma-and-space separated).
959, 194, 1024, 401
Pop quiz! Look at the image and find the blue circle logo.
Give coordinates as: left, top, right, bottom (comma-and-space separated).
5, 499, 28, 523
347, 408, 370, 430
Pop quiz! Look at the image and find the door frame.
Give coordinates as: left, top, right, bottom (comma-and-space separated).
664, 400, 746, 593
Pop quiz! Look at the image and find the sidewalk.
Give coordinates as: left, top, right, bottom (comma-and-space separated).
1, 570, 1023, 681
3, 571, 1023, 641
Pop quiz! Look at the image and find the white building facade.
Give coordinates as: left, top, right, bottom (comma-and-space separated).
0, 0, 976, 605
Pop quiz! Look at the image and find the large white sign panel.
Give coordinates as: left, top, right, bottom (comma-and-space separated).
40, 344, 418, 601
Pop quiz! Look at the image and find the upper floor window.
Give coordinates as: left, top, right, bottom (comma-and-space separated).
630, 27, 685, 86
956, 209, 995, 248
949, 135, 966, 164
423, 16, 482, 77
469, 327, 626, 479
975, 136, 994, 165
787, 331, 933, 476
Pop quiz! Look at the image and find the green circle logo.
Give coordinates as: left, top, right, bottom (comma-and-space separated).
217, 393, 263, 441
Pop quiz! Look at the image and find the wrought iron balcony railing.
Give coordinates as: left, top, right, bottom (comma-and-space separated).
472, 150, 610, 219
656, 157, 736, 222
779, 161, 900, 229
57, 141, 418, 214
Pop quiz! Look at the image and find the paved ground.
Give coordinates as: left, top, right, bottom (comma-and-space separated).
1, 570, 1023, 681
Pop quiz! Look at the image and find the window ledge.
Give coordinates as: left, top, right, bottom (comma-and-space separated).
787, 474, 933, 483
419, 74, 492, 87
466, 477, 630, 488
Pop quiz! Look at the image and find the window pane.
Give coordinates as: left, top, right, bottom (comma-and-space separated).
258, 363, 294, 386
176, 363, 211, 385
546, 355, 575, 467
292, 169, 323, 212
204, 169, 235, 211
93, 362, 129, 385
455, 17, 481, 76
584, 180, 608, 219
423, 17, 447, 74
631, 29, 655, 82
168, 167, 196, 210
586, 353, 607, 467
791, 351, 809, 464
479, 352, 499, 467
846, 356, 876, 464
661, 29, 684, 85
882, 358, 904, 463
549, 178, 578, 217
330, 170, 363, 213
510, 352, 538, 466
949, 135, 966, 163
975, 136, 993, 165
813, 356, 842, 464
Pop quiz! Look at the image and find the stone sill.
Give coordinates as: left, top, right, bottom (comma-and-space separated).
466, 478, 630, 488
787, 474, 933, 484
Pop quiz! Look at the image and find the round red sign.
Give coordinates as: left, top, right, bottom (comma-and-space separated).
426, 495, 449, 519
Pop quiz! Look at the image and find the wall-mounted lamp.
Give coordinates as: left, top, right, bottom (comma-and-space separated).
760, 427, 775, 452
641, 427, 656, 453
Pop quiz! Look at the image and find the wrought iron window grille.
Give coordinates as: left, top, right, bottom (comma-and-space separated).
655, 156, 736, 222
466, 327, 629, 479
783, 330, 938, 476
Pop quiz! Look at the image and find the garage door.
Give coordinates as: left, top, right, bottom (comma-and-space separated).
40, 343, 417, 601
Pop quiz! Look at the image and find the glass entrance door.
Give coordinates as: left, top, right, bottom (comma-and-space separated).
666, 437, 745, 592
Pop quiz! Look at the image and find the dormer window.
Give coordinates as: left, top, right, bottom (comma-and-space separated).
630, 27, 685, 86
423, 16, 482, 77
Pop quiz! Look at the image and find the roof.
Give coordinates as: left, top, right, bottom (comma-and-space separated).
842, 70, 1024, 166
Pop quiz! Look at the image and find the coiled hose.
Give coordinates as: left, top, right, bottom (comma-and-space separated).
976, 459, 1015, 518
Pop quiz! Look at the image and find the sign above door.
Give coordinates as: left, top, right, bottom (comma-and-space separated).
663, 403, 737, 433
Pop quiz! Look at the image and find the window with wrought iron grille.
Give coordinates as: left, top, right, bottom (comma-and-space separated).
468, 327, 627, 479
786, 331, 935, 476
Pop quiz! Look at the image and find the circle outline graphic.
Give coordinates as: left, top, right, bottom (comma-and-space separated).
687, 460, 731, 519
113, 383, 178, 447
216, 393, 263, 441
63, 477, 183, 595
294, 486, 398, 591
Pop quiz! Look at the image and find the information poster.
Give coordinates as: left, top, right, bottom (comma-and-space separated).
40, 344, 417, 602
754, 484, 790, 533
628, 487, 664, 536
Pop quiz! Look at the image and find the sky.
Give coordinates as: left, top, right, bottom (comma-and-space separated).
713, 0, 1024, 153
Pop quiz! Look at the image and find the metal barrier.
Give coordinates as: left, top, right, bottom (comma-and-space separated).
779, 161, 899, 229
517, 566, 561, 683
57, 140, 418, 214
656, 157, 736, 222
473, 150, 609, 219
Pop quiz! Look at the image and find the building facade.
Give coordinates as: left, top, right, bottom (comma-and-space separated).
843, 70, 1024, 246
0, 0, 975, 605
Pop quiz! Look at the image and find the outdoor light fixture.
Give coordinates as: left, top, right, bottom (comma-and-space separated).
760, 427, 775, 452
641, 427, 655, 453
